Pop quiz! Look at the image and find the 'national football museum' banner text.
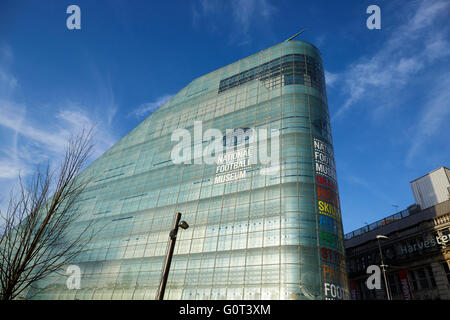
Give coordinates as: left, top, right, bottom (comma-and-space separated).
314, 138, 349, 300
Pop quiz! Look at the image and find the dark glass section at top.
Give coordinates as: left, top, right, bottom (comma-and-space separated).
218, 54, 325, 94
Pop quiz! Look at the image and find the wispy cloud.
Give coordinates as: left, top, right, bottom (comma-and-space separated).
230, 0, 276, 39
55, 105, 117, 157
0, 100, 67, 154
324, 70, 337, 87
192, 0, 221, 31
327, 0, 450, 167
89, 67, 118, 126
0, 44, 17, 97
343, 174, 392, 203
192, 0, 277, 45
332, 0, 450, 120
314, 34, 326, 48
0, 100, 117, 176
406, 73, 450, 165
0, 44, 119, 210
130, 94, 173, 118
198, 0, 223, 15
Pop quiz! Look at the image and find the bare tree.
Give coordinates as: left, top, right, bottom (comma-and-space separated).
0, 129, 97, 300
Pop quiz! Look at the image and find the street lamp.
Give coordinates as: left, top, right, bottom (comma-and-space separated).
376, 235, 391, 300
157, 212, 189, 300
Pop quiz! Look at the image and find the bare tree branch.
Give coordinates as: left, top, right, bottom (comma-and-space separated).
0, 128, 99, 300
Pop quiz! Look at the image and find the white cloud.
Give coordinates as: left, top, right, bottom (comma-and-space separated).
324, 70, 338, 87
55, 107, 117, 158
231, 0, 276, 35
192, 0, 277, 45
131, 94, 173, 118
0, 100, 117, 167
0, 69, 17, 96
332, 0, 450, 120
328, 0, 450, 168
0, 160, 28, 179
0, 44, 17, 97
343, 174, 391, 203
409, 0, 449, 30
91, 71, 118, 126
0, 99, 68, 153
199, 0, 222, 15
0, 45, 119, 213
406, 73, 450, 165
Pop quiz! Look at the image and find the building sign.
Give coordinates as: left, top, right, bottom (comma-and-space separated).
314, 137, 348, 299
324, 283, 350, 300
314, 138, 337, 181
318, 200, 340, 220
320, 231, 343, 251
322, 263, 347, 284
321, 247, 345, 265
214, 148, 251, 184
319, 215, 338, 234
398, 269, 413, 300
399, 228, 450, 256
212, 127, 280, 184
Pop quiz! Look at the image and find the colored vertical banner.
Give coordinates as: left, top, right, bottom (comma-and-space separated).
398, 269, 413, 300
314, 137, 349, 300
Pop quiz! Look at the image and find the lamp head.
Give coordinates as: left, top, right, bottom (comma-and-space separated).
179, 221, 189, 230
376, 235, 389, 240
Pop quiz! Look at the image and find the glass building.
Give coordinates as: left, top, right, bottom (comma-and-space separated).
27, 40, 349, 300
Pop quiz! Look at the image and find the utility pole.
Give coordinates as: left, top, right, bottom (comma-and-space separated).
376, 235, 391, 300
157, 212, 189, 300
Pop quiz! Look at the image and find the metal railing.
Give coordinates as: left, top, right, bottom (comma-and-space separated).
344, 209, 411, 240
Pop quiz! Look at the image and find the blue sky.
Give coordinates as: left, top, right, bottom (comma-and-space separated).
0, 0, 449, 232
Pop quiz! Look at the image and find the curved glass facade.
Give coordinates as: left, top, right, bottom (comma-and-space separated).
27, 40, 349, 300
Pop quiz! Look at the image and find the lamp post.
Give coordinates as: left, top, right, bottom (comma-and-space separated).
376, 235, 391, 300
157, 212, 189, 300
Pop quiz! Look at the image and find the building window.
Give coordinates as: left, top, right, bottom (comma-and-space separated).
218, 54, 325, 94
408, 270, 418, 291
442, 261, 450, 284
388, 274, 399, 296
349, 258, 356, 273
385, 246, 395, 260
417, 268, 429, 289
409, 266, 439, 291
356, 257, 362, 272
426, 266, 437, 288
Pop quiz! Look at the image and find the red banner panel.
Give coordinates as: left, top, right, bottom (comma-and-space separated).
398, 269, 413, 300
349, 281, 359, 300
